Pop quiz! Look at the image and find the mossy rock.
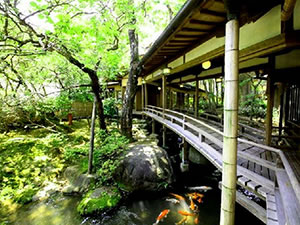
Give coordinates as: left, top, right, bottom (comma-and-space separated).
77, 187, 121, 216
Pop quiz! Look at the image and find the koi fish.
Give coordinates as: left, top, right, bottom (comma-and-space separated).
187, 186, 212, 192
194, 215, 199, 224
189, 197, 197, 211
170, 193, 185, 201
187, 193, 204, 199
178, 210, 196, 217
196, 198, 202, 204
176, 216, 188, 225
166, 198, 180, 204
153, 209, 170, 225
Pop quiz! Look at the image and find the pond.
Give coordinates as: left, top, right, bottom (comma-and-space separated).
7, 162, 263, 225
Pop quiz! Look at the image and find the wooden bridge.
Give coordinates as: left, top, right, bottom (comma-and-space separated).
143, 105, 300, 225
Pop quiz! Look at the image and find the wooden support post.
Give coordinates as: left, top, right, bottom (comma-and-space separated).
265, 59, 275, 146
152, 118, 155, 134
170, 91, 173, 110
220, 18, 239, 225
121, 86, 125, 101
145, 84, 148, 108
195, 75, 199, 117
142, 84, 144, 111
162, 125, 166, 148
162, 75, 167, 118
180, 139, 189, 172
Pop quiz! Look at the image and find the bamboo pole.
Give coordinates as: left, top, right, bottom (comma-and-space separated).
220, 19, 239, 225
195, 75, 199, 117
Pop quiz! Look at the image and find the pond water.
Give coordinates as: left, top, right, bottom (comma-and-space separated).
7, 162, 263, 225
7, 125, 264, 225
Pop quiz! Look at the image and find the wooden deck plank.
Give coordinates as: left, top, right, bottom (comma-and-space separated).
274, 188, 286, 225
276, 169, 300, 225
260, 151, 270, 179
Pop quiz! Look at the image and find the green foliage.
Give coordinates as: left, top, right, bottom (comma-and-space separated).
240, 93, 267, 118
77, 188, 121, 216
94, 130, 129, 185
103, 97, 121, 117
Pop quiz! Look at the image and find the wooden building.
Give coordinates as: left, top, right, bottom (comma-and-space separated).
133, 0, 300, 225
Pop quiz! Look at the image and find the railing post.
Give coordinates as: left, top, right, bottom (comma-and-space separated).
199, 133, 205, 143
183, 115, 186, 130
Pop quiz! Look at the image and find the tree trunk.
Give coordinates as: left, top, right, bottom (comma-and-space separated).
88, 97, 97, 174
121, 29, 140, 138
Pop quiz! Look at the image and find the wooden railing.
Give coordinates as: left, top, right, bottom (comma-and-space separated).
144, 105, 300, 205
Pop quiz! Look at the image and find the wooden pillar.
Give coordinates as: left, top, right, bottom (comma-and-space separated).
265, 69, 275, 146
162, 75, 167, 117
220, 18, 239, 225
180, 139, 189, 172
170, 91, 173, 110
162, 125, 166, 148
195, 75, 199, 117
152, 118, 155, 134
145, 84, 148, 107
121, 86, 125, 101
142, 84, 144, 110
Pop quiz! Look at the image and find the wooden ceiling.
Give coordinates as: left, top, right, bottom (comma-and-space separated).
140, 0, 281, 77
140, 0, 227, 76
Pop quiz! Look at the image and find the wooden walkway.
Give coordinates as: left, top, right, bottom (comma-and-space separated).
143, 106, 300, 225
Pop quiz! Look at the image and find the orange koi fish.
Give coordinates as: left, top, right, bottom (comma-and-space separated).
178, 210, 196, 217
170, 193, 185, 201
176, 216, 188, 225
187, 192, 204, 199
195, 193, 204, 198
153, 209, 170, 225
189, 197, 197, 211
194, 215, 199, 224
196, 197, 203, 204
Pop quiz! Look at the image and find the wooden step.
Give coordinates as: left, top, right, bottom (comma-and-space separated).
276, 169, 300, 225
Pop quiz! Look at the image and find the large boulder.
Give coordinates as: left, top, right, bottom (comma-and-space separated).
62, 166, 95, 195
114, 144, 174, 192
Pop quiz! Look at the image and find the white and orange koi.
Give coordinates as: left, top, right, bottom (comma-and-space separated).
153, 209, 170, 225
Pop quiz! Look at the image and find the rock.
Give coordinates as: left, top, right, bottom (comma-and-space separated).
32, 182, 59, 201
114, 144, 174, 192
77, 186, 121, 216
62, 166, 95, 195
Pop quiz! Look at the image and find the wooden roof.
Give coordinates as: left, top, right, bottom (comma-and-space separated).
139, 0, 281, 77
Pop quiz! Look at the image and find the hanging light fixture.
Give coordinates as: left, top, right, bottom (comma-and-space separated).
179, 77, 183, 88
158, 86, 161, 91
202, 60, 211, 69
163, 67, 171, 75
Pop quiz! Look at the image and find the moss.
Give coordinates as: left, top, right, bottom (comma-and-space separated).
77, 188, 121, 216
15, 187, 37, 204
